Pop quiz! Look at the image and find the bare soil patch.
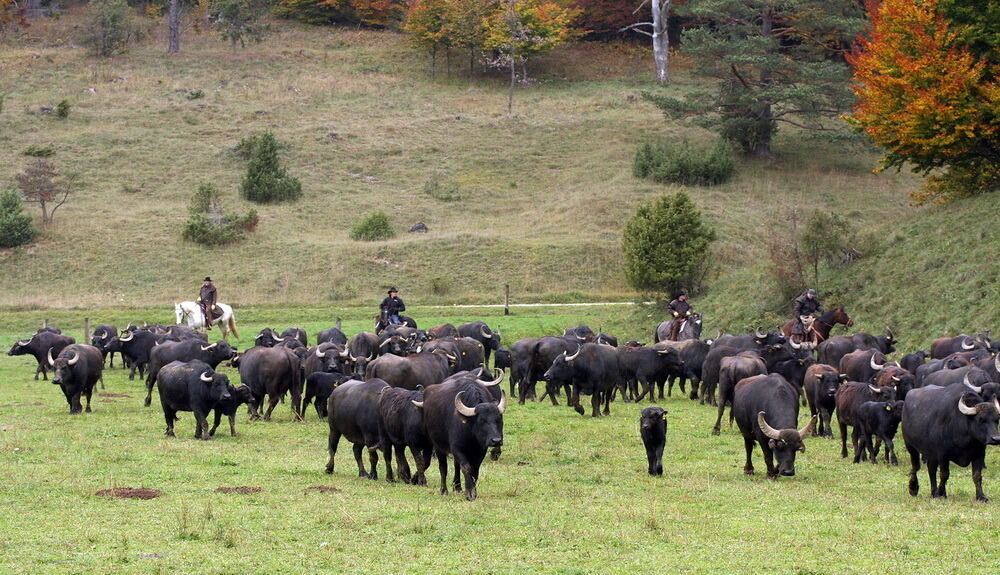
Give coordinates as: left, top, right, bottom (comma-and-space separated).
95, 487, 162, 499
99, 393, 131, 398
216, 486, 262, 494
305, 485, 341, 494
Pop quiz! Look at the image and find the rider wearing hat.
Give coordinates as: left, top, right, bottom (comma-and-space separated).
667, 291, 693, 341
379, 287, 406, 326
792, 288, 822, 336
197, 277, 218, 330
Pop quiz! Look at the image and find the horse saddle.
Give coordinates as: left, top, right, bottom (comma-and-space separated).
204, 304, 223, 320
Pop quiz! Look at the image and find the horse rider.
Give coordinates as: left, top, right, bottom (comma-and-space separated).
380, 287, 406, 326
197, 277, 218, 330
792, 288, 823, 339
667, 291, 693, 341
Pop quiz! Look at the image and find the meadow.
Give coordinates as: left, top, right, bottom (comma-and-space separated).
1, 305, 997, 574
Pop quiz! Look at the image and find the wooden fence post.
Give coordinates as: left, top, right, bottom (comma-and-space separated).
335, 317, 342, 331
83, 317, 90, 341
504, 283, 510, 316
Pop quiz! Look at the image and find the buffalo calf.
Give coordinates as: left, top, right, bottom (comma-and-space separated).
856, 400, 905, 465
640, 407, 667, 475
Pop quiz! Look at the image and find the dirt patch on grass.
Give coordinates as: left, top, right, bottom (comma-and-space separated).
99, 393, 131, 398
95, 487, 163, 499
305, 485, 341, 494
216, 486, 262, 494
98, 399, 118, 403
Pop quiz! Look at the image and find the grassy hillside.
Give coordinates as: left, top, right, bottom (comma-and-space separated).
0, 12, 923, 309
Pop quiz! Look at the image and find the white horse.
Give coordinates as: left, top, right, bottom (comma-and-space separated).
175, 301, 239, 341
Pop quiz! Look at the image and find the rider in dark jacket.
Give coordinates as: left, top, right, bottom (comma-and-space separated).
197, 277, 218, 329
667, 292, 693, 341
379, 288, 405, 325
792, 289, 822, 336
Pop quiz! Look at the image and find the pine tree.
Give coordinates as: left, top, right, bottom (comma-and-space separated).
239, 132, 302, 203
0, 186, 36, 248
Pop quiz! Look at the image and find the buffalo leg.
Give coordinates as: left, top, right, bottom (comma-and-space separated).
228, 414, 237, 436
712, 401, 726, 436
324, 427, 341, 474
352, 443, 368, 478
366, 445, 379, 481
209, 410, 222, 436
163, 408, 176, 437
762, 444, 777, 479
84, 386, 93, 413
852, 427, 865, 462
194, 410, 209, 440
590, 393, 602, 418
571, 388, 585, 416
451, 456, 462, 492
820, 407, 833, 438
972, 458, 988, 502
263, 394, 280, 421
855, 431, 868, 464
394, 444, 412, 484
936, 462, 950, 498
435, 448, 449, 495
926, 458, 940, 497
906, 444, 921, 496
838, 420, 849, 458
413, 447, 431, 486
883, 437, 898, 466
291, 388, 303, 422
743, 435, 755, 475
456, 454, 479, 501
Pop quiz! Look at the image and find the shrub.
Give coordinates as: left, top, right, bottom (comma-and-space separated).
82, 0, 138, 57
55, 99, 70, 119
22, 145, 55, 157
239, 132, 302, 203
622, 190, 716, 296
183, 183, 258, 246
0, 186, 36, 248
186, 89, 205, 100
429, 275, 450, 296
422, 173, 462, 201
350, 211, 395, 241
633, 139, 735, 186
189, 183, 222, 215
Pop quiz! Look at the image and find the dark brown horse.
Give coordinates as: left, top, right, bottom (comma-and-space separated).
780, 306, 853, 349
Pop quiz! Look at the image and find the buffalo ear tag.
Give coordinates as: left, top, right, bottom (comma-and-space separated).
886, 405, 891, 411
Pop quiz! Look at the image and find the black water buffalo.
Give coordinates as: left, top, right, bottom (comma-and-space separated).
508, 337, 539, 399
617, 346, 684, 403
653, 339, 710, 399
415, 372, 506, 500
770, 356, 815, 401
209, 383, 255, 437
237, 345, 304, 421
818, 329, 897, 368
377, 386, 433, 485
640, 406, 667, 476
921, 367, 993, 390
543, 343, 620, 417
427, 324, 460, 340
303, 343, 346, 378
930, 334, 990, 359
377, 335, 413, 357
316, 326, 348, 346
835, 381, 897, 460
904, 383, 1000, 501
280, 327, 308, 347
458, 322, 501, 364
976, 354, 1000, 382
90, 325, 119, 368
347, 332, 380, 364
872, 365, 915, 399
701, 334, 792, 406
713, 351, 767, 435
494, 347, 512, 374
253, 328, 282, 347
562, 325, 596, 342
856, 400, 905, 465
8, 331, 75, 380
107, 329, 158, 380
366, 350, 455, 390
732, 374, 814, 478
156, 360, 231, 439
49, 344, 103, 414
839, 349, 889, 383
526, 336, 579, 404
596, 333, 619, 347
711, 330, 785, 351
899, 351, 927, 374
914, 356, 970, 387
804, 364, 845, 437
324, 378, 390, 480
303, 371, 351, 418
144, 339, 237, 407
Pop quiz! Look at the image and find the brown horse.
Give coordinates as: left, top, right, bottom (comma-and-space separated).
780, 306, 853, 349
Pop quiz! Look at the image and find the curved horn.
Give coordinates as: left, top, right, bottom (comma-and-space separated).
98, 329, 109, 339
445, 353, 457, 362
201, 343, 218, 351
891, 376, 901, 382
961, 338, 976, 350
656, 349, 674, 355
869, 384, 880, 393
340, 348, 349, 358
755, 328, 767, 339
789, 338, 802, 350
379, 338, 392, 348
562, 329, 568, 336
962, 374, 982, 394
119, 331, 134, 342
315, 347, 326, 358
815, 373, 824, 380
200, 371, 213, 382
254, 333, 264, 340
411, 400, 424, 409
17, 338, 30, 346
67, 351, 79, 366
994, 397, 1000, 416
564, 345, 582, 361
994, 354, 1000, 374
957, 398, 980, 416
757, 412, 782, 440
798, 416, 817, 439
870, 355, 885, 371
479, 369, 504, 387
349, 353, 360, 362
497, 391, 507, 415
480, 325, 492, 339
366, 352, 375, 361
454, 391, 477, 417
576, 335, 587, 341
47, 348, 56, 366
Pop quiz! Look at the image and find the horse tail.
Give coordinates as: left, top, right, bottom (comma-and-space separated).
228, 314, 239, 340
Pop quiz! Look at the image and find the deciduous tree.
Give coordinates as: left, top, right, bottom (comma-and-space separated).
15, 159, 73, 226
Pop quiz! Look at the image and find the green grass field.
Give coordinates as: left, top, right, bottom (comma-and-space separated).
1, 306, 998, 574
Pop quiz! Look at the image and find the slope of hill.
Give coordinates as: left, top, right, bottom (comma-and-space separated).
1, 14, 922, 309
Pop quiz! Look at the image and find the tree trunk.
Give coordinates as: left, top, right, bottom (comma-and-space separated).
469, 47, 475, 80
651, 1, 671, 84
754, 8, 774, 156
431, 48, 437, 79
507, 0, 516, 118
231, 36, 238, 54
168, 0, 180, 54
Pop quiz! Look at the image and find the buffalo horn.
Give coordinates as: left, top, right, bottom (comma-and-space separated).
411, 399, 424, 409
201, 343, 218, 351
17, 338, 29, 346
994, 397, 1000, 416
349, 353, 359, 362
962, 374, 982, 394
564, 345, 582, 361
797, 416, 817, 439
815, 373, 824, 380
366, 352, 375, 361
789, 338, 801, 350
480, 325, 492, 339
755, 328, 767, 339
656, 349, 673, 355
869, 355, 885, 371
254, 333, 264, 340
757, 412, 782, 440
497, 391, 507, 415
200, 371, 213, 382
480, 369, 504, 387
67, 351, 79, 366
891, 376, 900, 382
454, 392, 477, 417
445, 353, 457, 362
379, 339, 391, 348
119, 331, 134, 342
961, 338, 976, 350
869, 384, 880, 393
994, 354, 1000, 374
885, 326, 895, 340
47, 348, 56, 366
315, 347, 326, 358
957, 398, 980, 416
340, 348, 349, 358
99, 329, 109, 339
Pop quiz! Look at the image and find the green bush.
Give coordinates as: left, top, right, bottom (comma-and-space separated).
22, 145, 55, 157
55, 100, 70, 119
422, 173, 462, 201
189, 183, 222, 215
350, 211, 395, 241
239, 132, 302, 203
183, 210, 258, 246
0, 187, 36, 248
186, 89, 205, 100
82, 0, 138, 57
633, 139, 736, 186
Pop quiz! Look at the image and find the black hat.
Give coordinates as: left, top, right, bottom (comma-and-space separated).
204, 277, 212, 282
387, 287, 398, 294
677, 290, 687, 297
807, 288, 816, 296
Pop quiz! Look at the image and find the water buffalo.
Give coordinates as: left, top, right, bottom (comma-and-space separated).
803, 364, 845, 437
856, 400, 905, 465
106, 329, 158, 380
839, 349, 890, 383
377, 386, 432, 485
324, 378, 390, 480
458, 322, 501, 365
733, 374, 814, 478
156, 360, 231, 439
713, 351, 767, 435
930, 334, 990, 359
237, 345, 304, 421
8, 331, 75, 380
543, 343, 621, 417
617, 346, 684, 403
48, 344, 104, 414
640, 406, 667, 476
144, 339, 237, 407
280, 327, 308, 347
316, 326, 348, 346
209, 383, 255, 437
899, 351, 927, 374
90, 325, 119, 368
835, 381, 897, 460
427, 324, 460, 340
653, 339, 710, 399
366, 350, 455, 390
303, 371, 351, 418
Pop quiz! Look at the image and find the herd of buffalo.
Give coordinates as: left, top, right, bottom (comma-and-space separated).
6, 314, 1000, 502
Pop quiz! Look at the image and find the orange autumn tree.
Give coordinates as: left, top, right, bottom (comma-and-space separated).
846, 0, 999, 204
